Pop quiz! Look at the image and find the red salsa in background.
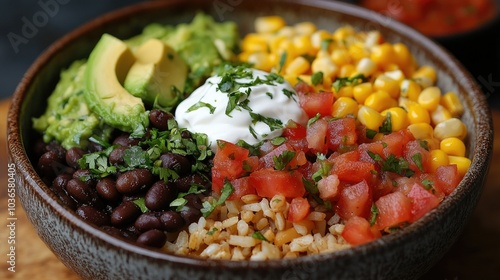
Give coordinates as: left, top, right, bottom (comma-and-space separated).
360, 0, 497, 36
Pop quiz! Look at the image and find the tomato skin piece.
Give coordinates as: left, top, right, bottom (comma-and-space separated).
404, 140, 431, 174
228, 177, 256, 201
213, 140, 249, 179
335, 180, 372, 220
306, 117, 328, 154
326, 117, 358, 151
342, 216, 381, 246
407, 183, 440, 222
436, 165, 461, 195
288, 197, 311, 222
330, 150, 376, 184
375, 191, 412, 231
249, 168, 306, 198
380, 130, 413, 159
283, 121, 307, 140
295, 82, 334, 118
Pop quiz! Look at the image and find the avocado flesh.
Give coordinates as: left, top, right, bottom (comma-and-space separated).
124, 38, 187, 111
84, 34, 149, 133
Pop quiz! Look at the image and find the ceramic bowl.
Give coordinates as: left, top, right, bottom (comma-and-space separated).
7, 0, 493, 279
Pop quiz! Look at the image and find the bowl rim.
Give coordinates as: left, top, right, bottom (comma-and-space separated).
7, 0, 494, 270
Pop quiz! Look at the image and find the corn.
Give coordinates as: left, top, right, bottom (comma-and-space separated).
298, 74, 332, 91
364, 30, 382, 49
364, 90, 398, 112
358, 105, 384, 130
381, 107, 409, 132
241, 33, 269, 53
373, 74, 400, 99
339, 64, 356, 77
293, 35, 314, 56
407, 123, 434, 140
333, 25, 355, 41
441, 92, 464, 117
269, 35, 287, 54
412, 65, 437, 85
255, 16, 286, 33
311, 30, 331, 50
247, 52, 274, 72
398, 96, 415, 111
418, 86, 441, 111
285, 56, 310, 76
276, 39, 297, 62
284, 74, 299, 86
353, 82, 373, 104
294, 21, 317, 36
407, 103, 431, 124
356, 57, 377, 77
311, 56, 338, 79
440, 137, 466, 157
330, 48, 351, 67
393, 43, 411, 69
448, 156, 471, 177
335, 85, 353, 98
332, 97, 358, 118
431, 104, 452, 125
370, 43, 395, 69
400, 79, 421, 101
414, 76, 434, 89
275, 227, 301, 247
430, 149, 450, 173
433, 118, 467, 140
384, 69, 405, 84
348, 43, 370, 62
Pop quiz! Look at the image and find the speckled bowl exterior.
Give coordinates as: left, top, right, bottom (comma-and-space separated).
7, 0, 493, 279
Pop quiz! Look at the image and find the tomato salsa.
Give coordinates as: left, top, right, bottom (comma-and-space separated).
360, 0, 498, 36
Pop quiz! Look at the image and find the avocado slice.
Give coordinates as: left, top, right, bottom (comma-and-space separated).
84, 34, 149, 133
124, 38, 188, 111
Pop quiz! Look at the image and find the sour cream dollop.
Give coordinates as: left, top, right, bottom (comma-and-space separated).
175, 67, 308, 152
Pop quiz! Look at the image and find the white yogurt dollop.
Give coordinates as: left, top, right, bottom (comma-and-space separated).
175, 68, 308, 152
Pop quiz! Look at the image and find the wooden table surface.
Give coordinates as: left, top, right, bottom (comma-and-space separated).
0, 97, 499, 280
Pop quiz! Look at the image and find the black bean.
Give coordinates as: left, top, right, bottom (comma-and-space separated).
45, 142, 66, 160
37, 150, 65, 179
149, 109, 174, 131
172, 173, 210, 192
66, 178, 93, 204
65, 147, 85, 169
160, 211, 185, 232
87, 141, 105, 153
52, 173, 73, 194
116, 169, 154, 194
109, 146, 128, 166
180, 130, 192, 139
101, 226, 130, 240
34, 138, 48, 158
134, 213, 162, 232
184, 194, 203, 210
111, 201, 142, 227
57, 192, 77, 211
160, 153, 191, 176
145, 181, 177, 211
76, 205, 110, 226
72, 169, 96, 188
113, 133, 141, 147
179, 206, 202, 225
136, 229, 166, 248
96, 177, 122, 202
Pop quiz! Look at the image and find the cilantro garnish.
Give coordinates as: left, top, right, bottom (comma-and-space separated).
307, 113, 321, 127
379, 112, 392, 134
201, 180, 234, 217
252, 231, 269, 241
368, 151, 415, 177
311, 71, 324, 86
422, 179, 434, 190
332, 74, 365, 92
278, 51, 287, 73
273, 150, 296, 170
207, 227, 219, 235
133, 197, 149, 213
271, 137, 286, 146
187, 101, 216, 114
411, 153, 424, 172
369, 203, 379, 226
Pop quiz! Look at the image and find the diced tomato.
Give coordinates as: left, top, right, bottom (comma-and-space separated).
417, 173, 445, 200
213, 140, 249, 179
404, 140, 431, 174
342, 216, 381, 246
326, 117, 358, 151
335, 180, 372, 220
228, 177, 256, 200
288, 197, 310, 222
283, 120, 307, 140
295, 82, 334, 118
375, 191, 412, 231
436, 165, 461, 195
330, 150, 376, 184
259, 143, 294, 169
259, 141, 275, 156
358, 142, 385, 164
380, 130, 413, 159
249, 168, 306, 198
307, 117, 328, 154
296, 161, 314, 181
393, 176, 420, 195
211, 168, 225, 194
407, 183, 440, 222
243, 156, 260, 173
317, 174, 340, 200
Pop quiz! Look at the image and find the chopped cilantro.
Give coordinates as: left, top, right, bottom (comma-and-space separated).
422, 179, 434, 190
278, 51, 287, 73
252, 231, 269, 241
201, 180, 234, 217
379, 112, 392, 134
273, 150, 296, 170
369, 203, 379, 226
187, 101, 216, 114
366, 129, 378, 139
419, 140, 429, 151
207, 227, 219, 235
411, 153, 424, 172
307, 113, 321, 127
332, 74, 365, 92
132, 197, 149, 213
368, 152, 415, 177
311, 71, 324, 86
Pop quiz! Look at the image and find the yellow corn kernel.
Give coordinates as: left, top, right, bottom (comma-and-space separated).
381, 107, 409, 132
398, 96, 415, 111
339, 64, 356, 77
358, 105, 385, 130
356, 57, 377, 77
407, 103, 431, 124
333, 25, 355, 41
312, 56, 338, 79
285, 56, 310, 76
255, 16, 286, 33
373, 74, 400, 99
430, 149, 450, 173
247, 52, 275, 72
440, 137, 466, 157
433, 118, 467, 140
384, 69, 405, 84
276, 39, 297, 62
407, 123, 434, 140
293, 35, 313, 56
448, 156, 471, 177
370, 43, 395, 69
413, 65, 437, 85
353, 82, 373, 104
335, 85, 353, 98
348, 43, 370, 62
331, 48, 351, 67
238, 51, 251, 63
418, 86, 441, 111
332, 97, 358, 118
431, 105, 452, 125
311, 30, 331, 50
275, 227, 301, 247
400, 79, 422, 101
284, 74, 300, 86
364, 91, 398, 112
294, 21, 317, 36
299, 74, 332, 90
269, 35, 287, 54
393, 43, 411, 69
441, 92, 464, 117
241, 33, 268, 53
